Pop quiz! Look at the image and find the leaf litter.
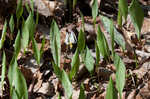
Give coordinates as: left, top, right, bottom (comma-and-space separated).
0, 0, 150, 99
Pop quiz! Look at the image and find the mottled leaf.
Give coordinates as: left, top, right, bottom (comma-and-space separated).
14, 66, 28, 99
79, 83, 85, 99
9, 15, 14, 33
92, 0, 98, 20
16, 0, 23, 20
110, 19, 115, 56
14, 30, 21, 58
119, 0, 128, 20
61, 70, 73, 99
101, 16, 126, 50
129, 0, 144, 39
97, 25, 110, 60
1, 51, 6, 95
69, 48, 80, 80
32, 38, 40, 65
40, 36, 45, 57
0, 20, 7, 49
50, 20, 61, 67
84, 46, 94, 73
77, 29, 85, 52
21, 25, 29, 50
52, 62, 62, 79
114, 53, 126, 99
106, 77, 118, 99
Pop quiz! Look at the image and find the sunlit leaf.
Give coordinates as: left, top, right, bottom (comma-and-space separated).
106, 77, 118, 99
9, 14, 14, 33
21, 25, 29, 50
14, 65, 28, 99
69, 48, 80, 80
14, 30, 21, 58
32, 38, 40, 65
25, 3, 30, 13
92, 0, 98, 20
25, 12, 35, 39
129, 0, 144, 39
118, 0, 128, 20
1, 51, 6, 95
8, 58, 28, 99
77, 29, 85, 52
114, 53, 126, 99
11, 89, 18, 99
8, 56, 17, 96
84, 46, 94, 73
97, 25, 110, 60
101, 16, 126, 50
50, 20, 61, 67
79, 83, 85, 99
30, 0, 34, 14
61, 70, 73, 99
16, 0, 23, 20
0, 20, 7, 50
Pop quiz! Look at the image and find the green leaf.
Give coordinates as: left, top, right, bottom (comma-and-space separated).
32, 38, 40, 65
8, 57, 28, 99
50, 20, 61, 67
101, 16, 126, 50
14, 30, 21, 58
8, 56, 17, 96
52, 62, 62, 79
0, 20, 7, 50
61, 70, 73, 99
77, 29, 85, 52
129, 0, 144, 39
69, 48, 80, 80
21, 25, 29, 50
117, 8, 123, 27
79, 83, 85, 99
1, 51, 6, 94
25, 12, 35, 39
11, 89, 18, 99
16, 0, 23, 20
58, 93, 61, 99
97, 25, 110, 60
92, 0, 98, 20
36, 11, 39, 26
110, 20, 115, 57
95, 41, 100, 66
80, 12, 85, 31
114, 53, 126, 99
30, 0, 34, 14
21, 12, 35, 51
106, 77, 118, 99
40, 36, 45, 57
84, 46, 94, 73
25, 3, 30, 13
118, 0, 128, 20
73, 0, 77, 9
14, 66, 28, 99
9, 14, 15, 33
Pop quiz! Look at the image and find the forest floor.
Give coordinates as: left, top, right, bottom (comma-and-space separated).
1, 0, 150, 99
